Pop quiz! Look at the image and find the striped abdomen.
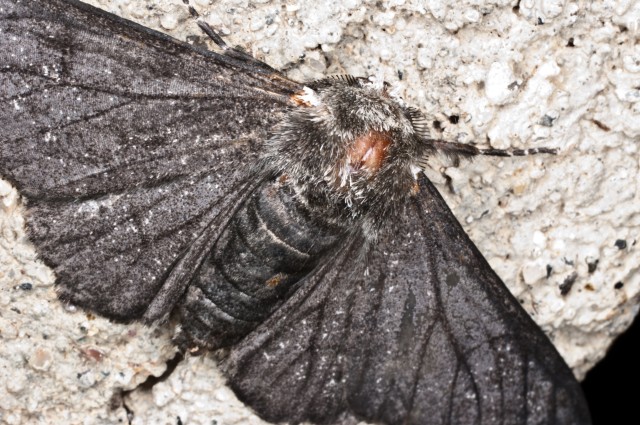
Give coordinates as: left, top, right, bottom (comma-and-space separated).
176, 178, 345, 349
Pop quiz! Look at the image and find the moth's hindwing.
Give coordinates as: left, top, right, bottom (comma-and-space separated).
223, 175, 591, 425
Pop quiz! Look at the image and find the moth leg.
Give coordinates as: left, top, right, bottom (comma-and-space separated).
182, 0, 277, 72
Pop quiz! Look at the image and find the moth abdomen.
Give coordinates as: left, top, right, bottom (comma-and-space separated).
175, 179, 346, 350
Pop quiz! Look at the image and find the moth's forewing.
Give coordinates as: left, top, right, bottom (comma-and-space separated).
0, 0, 301, 321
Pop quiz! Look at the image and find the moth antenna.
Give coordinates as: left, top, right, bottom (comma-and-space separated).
478, 146, 558, 156
309, 75, 364, 89
416, 139, 557, 171
336, 75, 361, 85
432, 139, 557, 159
415, 156, 432, 171
196, 21, 229, 50
181, 0, 277, 73
406, 107, 430, 139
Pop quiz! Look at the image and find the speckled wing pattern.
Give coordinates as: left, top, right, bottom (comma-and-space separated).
0, 1, 591, 424
0, 0, 302, 322
223, 175, 591, 425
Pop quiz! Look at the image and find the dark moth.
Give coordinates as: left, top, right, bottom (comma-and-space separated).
0, 0, 591, 424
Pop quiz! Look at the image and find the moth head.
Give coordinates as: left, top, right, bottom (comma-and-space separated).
264, 76, 433, 235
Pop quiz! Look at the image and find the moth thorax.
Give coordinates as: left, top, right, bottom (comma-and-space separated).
336, 130, 392, 189
348, 131, 392, 173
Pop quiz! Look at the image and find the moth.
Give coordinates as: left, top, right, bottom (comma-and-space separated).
0, 0, 591, 424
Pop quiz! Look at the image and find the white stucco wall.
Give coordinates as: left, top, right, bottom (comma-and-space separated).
1, 0, 638, 424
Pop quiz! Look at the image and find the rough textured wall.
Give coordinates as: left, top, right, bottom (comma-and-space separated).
0, 0, 638, 424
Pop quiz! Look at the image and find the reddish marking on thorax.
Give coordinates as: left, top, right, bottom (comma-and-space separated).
290, 91, 314, 107
348, 130, 392, 173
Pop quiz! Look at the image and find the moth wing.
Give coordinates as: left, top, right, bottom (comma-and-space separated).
223, 174, 591, 425
0, 0, 302, 321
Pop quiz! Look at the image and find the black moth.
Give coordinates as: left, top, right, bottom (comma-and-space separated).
0, 1, 591, 424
